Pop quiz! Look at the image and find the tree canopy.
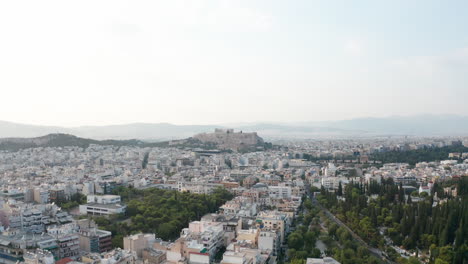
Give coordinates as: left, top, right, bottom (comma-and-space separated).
92, 186, 233, 247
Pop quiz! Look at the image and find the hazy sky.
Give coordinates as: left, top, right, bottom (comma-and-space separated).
0, 0, 467, 126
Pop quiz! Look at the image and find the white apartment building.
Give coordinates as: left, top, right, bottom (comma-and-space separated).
181, 221, 225, 261
324, 163, 337, 177
258, 230, 280, 255
80, 194, 125, 216
23, 249, 55, 264
221, 245, 267, 264
87, 195, 121, 204
79, 203, 126, 216
321, 177, 349, 190
268, 186, 291, 199
0, 204, 44, 233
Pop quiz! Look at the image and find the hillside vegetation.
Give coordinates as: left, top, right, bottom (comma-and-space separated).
0, 133, 269, 152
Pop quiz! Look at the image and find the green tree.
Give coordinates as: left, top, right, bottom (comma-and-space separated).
288, 232, 304, 250
337, 181, 343, 196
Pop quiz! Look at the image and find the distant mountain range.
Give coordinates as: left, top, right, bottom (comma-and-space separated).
0, 121, 218, 140
310, 114, 468, 136
0, 115, 467, 140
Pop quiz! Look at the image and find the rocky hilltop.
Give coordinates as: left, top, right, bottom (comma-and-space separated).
193, 129, 265, 151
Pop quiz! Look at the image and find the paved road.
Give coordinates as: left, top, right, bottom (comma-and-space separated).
307, 186, 396, 264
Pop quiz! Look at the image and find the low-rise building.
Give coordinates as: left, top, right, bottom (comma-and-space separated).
123, 233, 156, 259
256, 211, 290, 244
78, 220, 113, 253
142, 248, 166, 264
86, 195, 121, 204
23, 249, 55, 264
79, 203, 126, 216
258, 230, 280, 255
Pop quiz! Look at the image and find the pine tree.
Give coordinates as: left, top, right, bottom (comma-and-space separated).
337, 181, 343, 196
407, 194, 412, 204
399, 182, 405, 203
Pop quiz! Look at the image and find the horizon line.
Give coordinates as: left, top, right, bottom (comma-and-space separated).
0, 113, 466, 128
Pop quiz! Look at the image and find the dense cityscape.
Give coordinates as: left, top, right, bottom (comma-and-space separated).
0, 129, 466, 264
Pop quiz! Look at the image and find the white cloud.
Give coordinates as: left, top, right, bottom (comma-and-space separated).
344, 38, 366, 56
